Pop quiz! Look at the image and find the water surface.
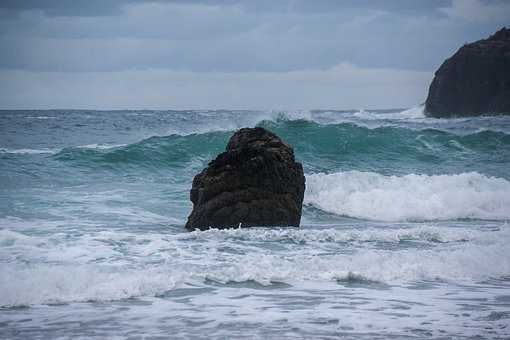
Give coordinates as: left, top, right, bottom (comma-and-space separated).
1, 108, 510, 339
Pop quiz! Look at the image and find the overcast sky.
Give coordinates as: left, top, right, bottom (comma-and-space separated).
0, 0, 508, 110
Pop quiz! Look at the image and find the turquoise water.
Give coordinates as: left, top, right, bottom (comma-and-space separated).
1, 108, 510, 339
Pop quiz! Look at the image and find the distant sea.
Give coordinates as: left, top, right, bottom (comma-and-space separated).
1, 108, 510, 339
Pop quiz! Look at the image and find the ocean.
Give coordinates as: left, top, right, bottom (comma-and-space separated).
1, 108, 510, 339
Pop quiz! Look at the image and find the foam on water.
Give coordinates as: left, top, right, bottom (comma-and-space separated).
306, 171, 510, 221
1, 225, 509, 307
0, 147, 59, 154
183, 224, 490, 244
353, 105, 425, 120
0, 264, 182, 306
77, 143, 128, 150
24, 116, 57, 120
0, 144, 126, 154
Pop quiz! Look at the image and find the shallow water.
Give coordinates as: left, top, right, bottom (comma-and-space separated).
1, 108, 510, 339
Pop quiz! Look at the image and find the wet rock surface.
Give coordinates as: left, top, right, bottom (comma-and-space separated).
425, 27, 510, 118
185, 127, 305, 230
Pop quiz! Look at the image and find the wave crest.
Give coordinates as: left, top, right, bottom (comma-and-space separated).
305, 171, 510, 221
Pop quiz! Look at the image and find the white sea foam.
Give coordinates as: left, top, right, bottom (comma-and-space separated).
305, 171, 510, 221
0, 224, 494, 257
396, 105, 426, 119
273, 110, 313, 121
351, 106, 425, 120
0, 147, 59, 154
77, 143, 127, 150
1, 239, 509, 306
0, 144, 123, 154
1, 225, 509, 306
183, 225, 486, 244
0, 265, 182, 306
24, 116, 57, 120
0, 143, 128, 154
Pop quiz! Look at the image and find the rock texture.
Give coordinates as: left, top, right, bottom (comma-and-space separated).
185, 127, 305, 231
425, 27, 510, 118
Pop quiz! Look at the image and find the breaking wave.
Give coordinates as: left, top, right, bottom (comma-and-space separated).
1, 226, 509, 307
43, 121, 510, 177
305, 171, 510, 221
1, 236, 509, 307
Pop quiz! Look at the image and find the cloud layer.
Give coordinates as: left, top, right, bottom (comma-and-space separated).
0, 0, 508, 109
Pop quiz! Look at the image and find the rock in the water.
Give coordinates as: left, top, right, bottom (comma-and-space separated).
185, 127, 305, 231
425, 27, 510, 118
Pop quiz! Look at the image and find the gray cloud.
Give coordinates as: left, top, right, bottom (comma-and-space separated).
0, 0, 451, 17
2, 1, 507, 73
0, 0, 130, 17
0, 0, 508, 109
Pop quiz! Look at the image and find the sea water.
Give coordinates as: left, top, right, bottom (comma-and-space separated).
1, 108, 509, 339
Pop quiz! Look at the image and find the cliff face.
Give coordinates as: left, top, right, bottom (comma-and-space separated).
425, 27, 510, 118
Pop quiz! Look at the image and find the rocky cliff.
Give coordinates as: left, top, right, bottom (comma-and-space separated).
425, 27, 510, 118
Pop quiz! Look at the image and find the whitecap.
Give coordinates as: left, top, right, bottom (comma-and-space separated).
24, 116, 57, 120
2, 233, 509, 307
183, 225, 486, 244
77, 143, 127, 150
0, 147, 59, 154
305, 171, 510, 221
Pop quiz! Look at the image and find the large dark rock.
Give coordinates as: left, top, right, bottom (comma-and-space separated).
185, 127, 305, 231
425, 27, 510, 118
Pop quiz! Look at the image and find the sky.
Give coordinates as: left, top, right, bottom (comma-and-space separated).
0, 0, 508, 110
